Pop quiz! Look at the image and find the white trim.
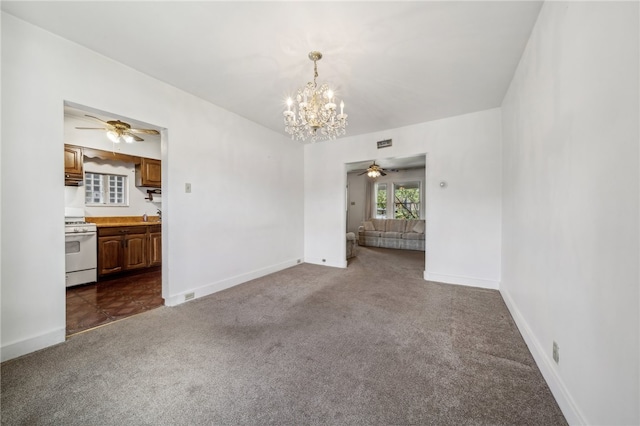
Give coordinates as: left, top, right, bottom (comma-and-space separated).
304, 257, 347, 269
164, 258, 302, 307
424, 271, 499, 290
500, 288, 587, 426
1, 328, 66, 362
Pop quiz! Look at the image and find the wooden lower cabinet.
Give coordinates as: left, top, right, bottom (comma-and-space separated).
148, 225, 162, 267
124, 232, 148, 271
98, 225, 160, 277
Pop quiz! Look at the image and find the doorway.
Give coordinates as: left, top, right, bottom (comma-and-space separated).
63, 102, 165, 336
345, 154, 427, 270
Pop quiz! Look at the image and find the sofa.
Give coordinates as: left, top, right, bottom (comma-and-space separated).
358, 218, 425, 251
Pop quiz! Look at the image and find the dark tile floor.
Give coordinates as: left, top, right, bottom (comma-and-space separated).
66, 269, 163, 336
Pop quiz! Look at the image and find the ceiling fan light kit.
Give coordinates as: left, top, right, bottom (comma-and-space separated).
358, 161, 387, 179
76, 114, 160, 144
283, 51, 348, 143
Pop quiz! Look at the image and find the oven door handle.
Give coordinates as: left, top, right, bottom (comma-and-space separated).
65, 232, 96, 238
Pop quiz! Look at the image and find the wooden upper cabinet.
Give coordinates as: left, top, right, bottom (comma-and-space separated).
136, 158, 161, 188
64, 145, 83, 185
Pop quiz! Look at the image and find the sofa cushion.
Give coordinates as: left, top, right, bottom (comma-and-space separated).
385, 219, 406, 233
403, 232, 425, 240
363, 221, 375, 231
382, 231, 403, 239
413, 221, 425, 234
404, 219, 423, 233
371, 219, 387, 231
362, 230, 383, 237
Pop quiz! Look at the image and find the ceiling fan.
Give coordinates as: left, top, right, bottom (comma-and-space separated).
76, 115, 159, 143
357, 161, 388, 178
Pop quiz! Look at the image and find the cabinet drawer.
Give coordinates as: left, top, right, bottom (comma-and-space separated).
98, 226, 148, 237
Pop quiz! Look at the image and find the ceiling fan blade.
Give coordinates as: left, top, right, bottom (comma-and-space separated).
380, 171, 387, 176
126, 132, 145, 142
357, 171, 368, 176
129, 128, 160, 135
84, 114, 112, 126
75, 127, 108, 130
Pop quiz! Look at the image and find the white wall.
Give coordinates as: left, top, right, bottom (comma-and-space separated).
1, 14, 304, 361
500, 2, 639, 424
304, 108, 502, 290
346, 172, 367, 235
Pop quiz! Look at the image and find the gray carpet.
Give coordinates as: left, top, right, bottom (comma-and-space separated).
1, 246, 566, 425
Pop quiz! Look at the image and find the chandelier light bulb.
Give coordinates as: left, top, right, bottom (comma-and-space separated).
123, 134, 134, 143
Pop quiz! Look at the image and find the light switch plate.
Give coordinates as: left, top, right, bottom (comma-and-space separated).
185, 183, 192, 193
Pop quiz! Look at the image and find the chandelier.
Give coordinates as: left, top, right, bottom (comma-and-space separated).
283, 51, 348, 142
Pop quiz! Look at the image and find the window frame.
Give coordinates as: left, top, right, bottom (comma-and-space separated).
392, 181, 421, 219
84, 171, 129, 207
374, 182, 388, 219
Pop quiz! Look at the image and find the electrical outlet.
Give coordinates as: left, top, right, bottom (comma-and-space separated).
185, 292, 195, 301
552, 341, 559, 364
322, 259, 326, 262
185, 183, 192, 193
297, 259, 301, 264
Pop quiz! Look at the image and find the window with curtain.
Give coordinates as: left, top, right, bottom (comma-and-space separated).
375, 183, 387, 218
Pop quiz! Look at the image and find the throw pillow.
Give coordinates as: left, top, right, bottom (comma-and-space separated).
413, 221, 425, 234
363, 221, 375, 231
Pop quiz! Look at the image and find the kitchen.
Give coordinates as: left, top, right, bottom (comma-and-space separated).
64, 104, 164, 335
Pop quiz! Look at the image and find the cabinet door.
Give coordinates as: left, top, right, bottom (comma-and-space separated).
140, 158, 161, 187
124, 233, 148, 270
98, 236, 123, 276
64, 145, 83, 184
149, 231, 162, 267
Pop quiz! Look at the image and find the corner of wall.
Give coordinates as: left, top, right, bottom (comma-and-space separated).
500, 287, 587, 425
164, 257, 302, 307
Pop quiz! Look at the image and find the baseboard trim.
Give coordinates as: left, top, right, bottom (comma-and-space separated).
164, 258, 302, 307
1, 328, 66, 362
500, 288, 587, 425
424, 271, 499, 290
304, 257, 347, 269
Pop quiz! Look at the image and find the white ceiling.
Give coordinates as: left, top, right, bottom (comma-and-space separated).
2, 1, 542, 141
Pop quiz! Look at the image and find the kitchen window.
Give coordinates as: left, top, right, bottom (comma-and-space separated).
85, 172, 128, 206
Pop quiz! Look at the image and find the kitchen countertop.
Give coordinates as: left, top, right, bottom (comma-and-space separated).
87, 216, 161, 228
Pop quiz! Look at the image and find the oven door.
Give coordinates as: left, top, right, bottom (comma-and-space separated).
65, 232, 97, 273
